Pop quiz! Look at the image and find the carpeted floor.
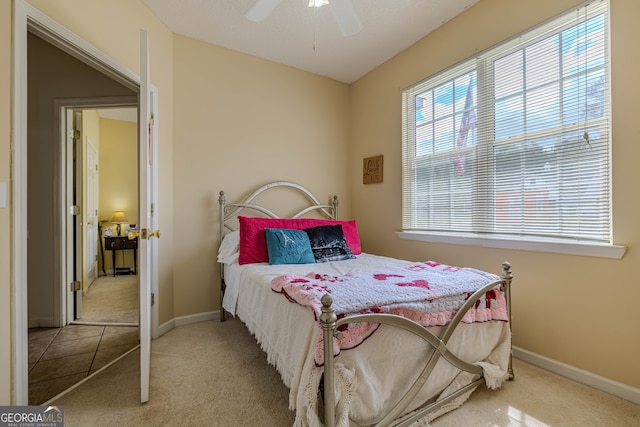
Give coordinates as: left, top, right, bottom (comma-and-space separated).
79, 275, 138, 324
51, 318, 640, 427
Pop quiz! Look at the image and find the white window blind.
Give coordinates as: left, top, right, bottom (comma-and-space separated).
402, 0, 611, 244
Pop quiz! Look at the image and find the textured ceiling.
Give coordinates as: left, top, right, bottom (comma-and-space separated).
142, 0, 480, 83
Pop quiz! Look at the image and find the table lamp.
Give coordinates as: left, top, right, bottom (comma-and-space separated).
111, 211, 128, 236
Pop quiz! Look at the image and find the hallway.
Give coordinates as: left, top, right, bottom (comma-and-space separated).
28, 325, 138, 405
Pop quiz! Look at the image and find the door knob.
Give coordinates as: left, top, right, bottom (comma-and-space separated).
149, 230, 161, 239
128, 231, 139, 240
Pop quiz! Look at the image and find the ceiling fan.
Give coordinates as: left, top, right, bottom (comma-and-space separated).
245, 0, 363, 36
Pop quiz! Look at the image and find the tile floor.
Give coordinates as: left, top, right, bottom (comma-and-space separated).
28, 324, 139, 405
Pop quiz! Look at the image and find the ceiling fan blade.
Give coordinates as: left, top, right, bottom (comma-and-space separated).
329, 0, 362, 36
245, 0, 284, 22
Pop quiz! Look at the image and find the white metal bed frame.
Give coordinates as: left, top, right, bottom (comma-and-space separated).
218, 181, 339, 322
218, 181, 514, 427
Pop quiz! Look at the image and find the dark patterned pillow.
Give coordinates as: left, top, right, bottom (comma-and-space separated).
304, 225, 356, 263
264, 228, 315, 265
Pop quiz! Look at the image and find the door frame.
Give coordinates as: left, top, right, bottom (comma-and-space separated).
56, 99, 138, 327
11, 1, 159, 405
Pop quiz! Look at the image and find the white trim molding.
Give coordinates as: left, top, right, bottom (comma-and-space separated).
513, 346, 640, 405
12, 0, 30, 406
157, 311, 220, 337
397, 231, 627, 259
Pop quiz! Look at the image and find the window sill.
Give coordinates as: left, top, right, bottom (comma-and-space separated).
396, 231, 627, 259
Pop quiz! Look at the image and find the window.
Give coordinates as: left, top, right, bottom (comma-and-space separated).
402, 1, 615, 252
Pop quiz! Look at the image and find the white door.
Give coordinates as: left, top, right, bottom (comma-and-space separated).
66, 110, 84, 323
85, 138, 99, 283
138, 29, 156, 404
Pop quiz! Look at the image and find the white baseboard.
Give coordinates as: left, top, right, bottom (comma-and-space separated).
157, 310, 220, 337
29, 317, 56, 328
513, 346, 640, 405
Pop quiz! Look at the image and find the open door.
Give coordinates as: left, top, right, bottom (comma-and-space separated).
106, 28, 156, 404
137, 29, 155, 404
66, 110, 83, 323
85, 137, 99, 284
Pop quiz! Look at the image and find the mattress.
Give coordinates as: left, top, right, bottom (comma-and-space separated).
221, 254, 511, 426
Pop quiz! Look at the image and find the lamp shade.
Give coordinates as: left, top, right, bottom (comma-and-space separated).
111, 211, 128, 223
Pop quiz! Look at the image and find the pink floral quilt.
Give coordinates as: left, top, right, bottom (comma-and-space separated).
271, 261, 508, 365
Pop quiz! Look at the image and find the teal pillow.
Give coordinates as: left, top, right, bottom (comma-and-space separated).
264, 228, 316, 265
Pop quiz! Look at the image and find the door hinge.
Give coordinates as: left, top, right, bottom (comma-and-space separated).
151, 293, 155, 306
70, 281, 81, 292
69, 205, 80, 215
150, 203, 155, 216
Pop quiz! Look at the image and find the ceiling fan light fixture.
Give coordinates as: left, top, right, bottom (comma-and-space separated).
247, 0, 361, 37
308, 0, 329, 8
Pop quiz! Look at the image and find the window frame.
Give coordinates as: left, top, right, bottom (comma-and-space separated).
399, 0, 626, 259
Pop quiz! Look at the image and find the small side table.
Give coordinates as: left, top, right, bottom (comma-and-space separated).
104, 236, 138, 277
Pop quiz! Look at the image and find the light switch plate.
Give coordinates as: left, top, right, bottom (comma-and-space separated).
0, 182, 6, 208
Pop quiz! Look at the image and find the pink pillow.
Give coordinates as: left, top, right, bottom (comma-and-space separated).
238, 216, 362, 264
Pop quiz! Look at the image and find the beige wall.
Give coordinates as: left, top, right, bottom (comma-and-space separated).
98, 117, 138, 273
350, 0, 640, 389
0, 0, 12, 406
3, 0, 638, 406
171, 35, 351, 317
79, 112, 139, 283
80, 113, 138, 276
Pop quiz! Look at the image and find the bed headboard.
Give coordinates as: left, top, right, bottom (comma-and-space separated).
217, 181, 339, 321
218, 181, 339, 239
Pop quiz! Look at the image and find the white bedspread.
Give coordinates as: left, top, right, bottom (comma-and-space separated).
222, 254, 511, 426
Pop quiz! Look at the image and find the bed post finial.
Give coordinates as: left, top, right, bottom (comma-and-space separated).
332, 195, 339, 220
219, 190, 226, 206
320, 294, 337, 326
501, 261, 512, 281
501, 261, 514, 380
320, 294, 337, 427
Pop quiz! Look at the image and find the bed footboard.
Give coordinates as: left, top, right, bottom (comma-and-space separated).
320, 261, 514, 427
